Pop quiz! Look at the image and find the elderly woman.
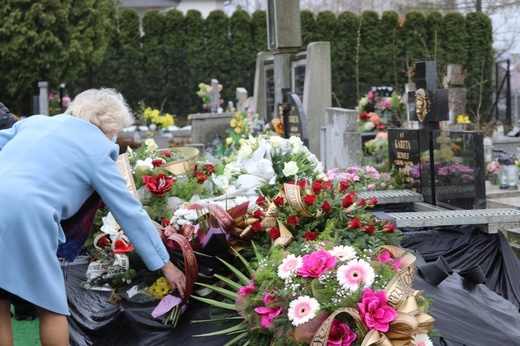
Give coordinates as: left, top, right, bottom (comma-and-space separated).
0, 88, 185, 346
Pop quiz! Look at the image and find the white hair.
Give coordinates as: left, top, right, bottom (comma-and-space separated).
65, 88, 134, 133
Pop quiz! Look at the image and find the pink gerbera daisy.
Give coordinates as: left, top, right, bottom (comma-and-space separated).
277, 254, 303, 279
287, 295, 320, 326
337, 259, 375, 291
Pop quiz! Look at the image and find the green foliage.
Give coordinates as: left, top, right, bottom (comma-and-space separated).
0, 0, 116, 115
185, 10, 207, 115
118, 9, 143, 111
380, 11, 402, 91
206, 10, 232, 104
163, 9, 187, 120
400, 11, 429, 65
426, 11, 444, 63
334, 11, 359, 109
300, 10, 316, 50
442, 12, 468, 66
230, 10, 256, 103
465, 12, 494, 123
358, 11, 383, 97
251, 10, 267, 53
316, 11, 336, 43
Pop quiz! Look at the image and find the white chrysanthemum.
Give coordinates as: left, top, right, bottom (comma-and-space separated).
364, 122, 376, 131
337, 259, 375, 291
288, 296, 320, 326
412, 334, 434, 346
135, 157, 154, 170
329, 245, 357, 262
277, 254, 303, 279
144, 138, 158, 151
282, 161, 299, 177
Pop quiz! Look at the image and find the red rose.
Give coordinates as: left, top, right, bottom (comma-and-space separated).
269, 227, 280, 239
274, 196, 285, 207
253, 209, 265, 218
204, 164, 215, 174
312, 179, 323, 194
302, 194, 316, 206
252, 220, 263, 232
384, 222, 395, 233
368, 197, 378, 206
321, 201, 331, 213
296, 180, 307, 190
364, 224, 375, 234
323, 180, 333, 190
359, 113, 370, 121
341, 194, 354, 208
348, 217, 362, 229
356, 198, 366, 207
256, 196, 268, 206
151, 159, 164, 168
192, 164, 199, 173
161, 219, 171, 227
161, 151, 171, 158
287, 215, 299, 226
304, 231, 317, 241
339, 181, 350, 193
142, 174, 174, 197
196, 172, 207, 183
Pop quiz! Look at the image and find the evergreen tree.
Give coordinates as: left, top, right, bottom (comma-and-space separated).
184, 10, 207, 115
230, 10, 256, 101
380, 11, 403, 91
300, 10, 317, 50
251, 10, 267, 54
358, 11, 382, 98
0, 0, 116, 115
334, 11, 359, 108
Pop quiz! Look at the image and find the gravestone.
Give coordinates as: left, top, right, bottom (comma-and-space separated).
387, 129, 421, 188
280, 89, 309, 147
389, 61, 486, 209
320, 107, 361, 170
291, 53, 306, 101
252, 51, 273, 120
210, 79, 221, 113
265, 59, 275, 121
236, 88, 248, 112
38, 81, 49, 116
443, 64, 467, 125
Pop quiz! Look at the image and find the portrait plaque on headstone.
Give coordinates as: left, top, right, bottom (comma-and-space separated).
280, 89, 309, 147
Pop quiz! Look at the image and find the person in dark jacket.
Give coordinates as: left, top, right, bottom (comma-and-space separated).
0, 102, 15, 130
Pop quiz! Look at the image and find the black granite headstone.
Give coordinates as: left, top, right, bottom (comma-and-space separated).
265, 63, 275, 120
280, 89, 309, 147
293, 64, 306, 102
388, 129, 421, 189
431, 130, 486, 209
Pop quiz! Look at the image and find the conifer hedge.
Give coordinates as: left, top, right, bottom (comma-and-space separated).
2, 7, 495, 125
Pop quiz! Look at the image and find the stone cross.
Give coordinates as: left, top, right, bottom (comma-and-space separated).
236, 87, 248, 112
210, 78, 220, 113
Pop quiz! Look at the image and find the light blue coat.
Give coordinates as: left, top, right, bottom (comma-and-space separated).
0, 114, 170, 315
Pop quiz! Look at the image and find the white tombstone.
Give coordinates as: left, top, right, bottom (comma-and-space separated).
38, 81, 49, 116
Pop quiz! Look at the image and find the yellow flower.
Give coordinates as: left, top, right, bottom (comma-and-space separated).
230, 118, 237, 127
148, 276, 170, 300
457, 114, 470, 124
226, 137, 233, 145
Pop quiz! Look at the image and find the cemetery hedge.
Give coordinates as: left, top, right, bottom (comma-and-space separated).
0, 6, 494, 125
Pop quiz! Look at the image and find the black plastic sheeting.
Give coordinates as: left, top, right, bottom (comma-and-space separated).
66, 225, 520, 346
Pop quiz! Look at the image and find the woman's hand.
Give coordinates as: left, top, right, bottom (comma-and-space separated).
161, 262, 186, 299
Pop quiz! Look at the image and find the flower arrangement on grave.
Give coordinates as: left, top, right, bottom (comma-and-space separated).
358, 112, 386, 133
362, 132, 390, 170
327, 165, 395, 192
191, 181, 435, 345
140, 104, 175, 131
196, 82, 224, 111
409, 133, 474, 187
48, 90, 71, 115
378, 91, 407, 128
222, 135, 325, 199
488, 160, 500, 185
217, 106, 260, 159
